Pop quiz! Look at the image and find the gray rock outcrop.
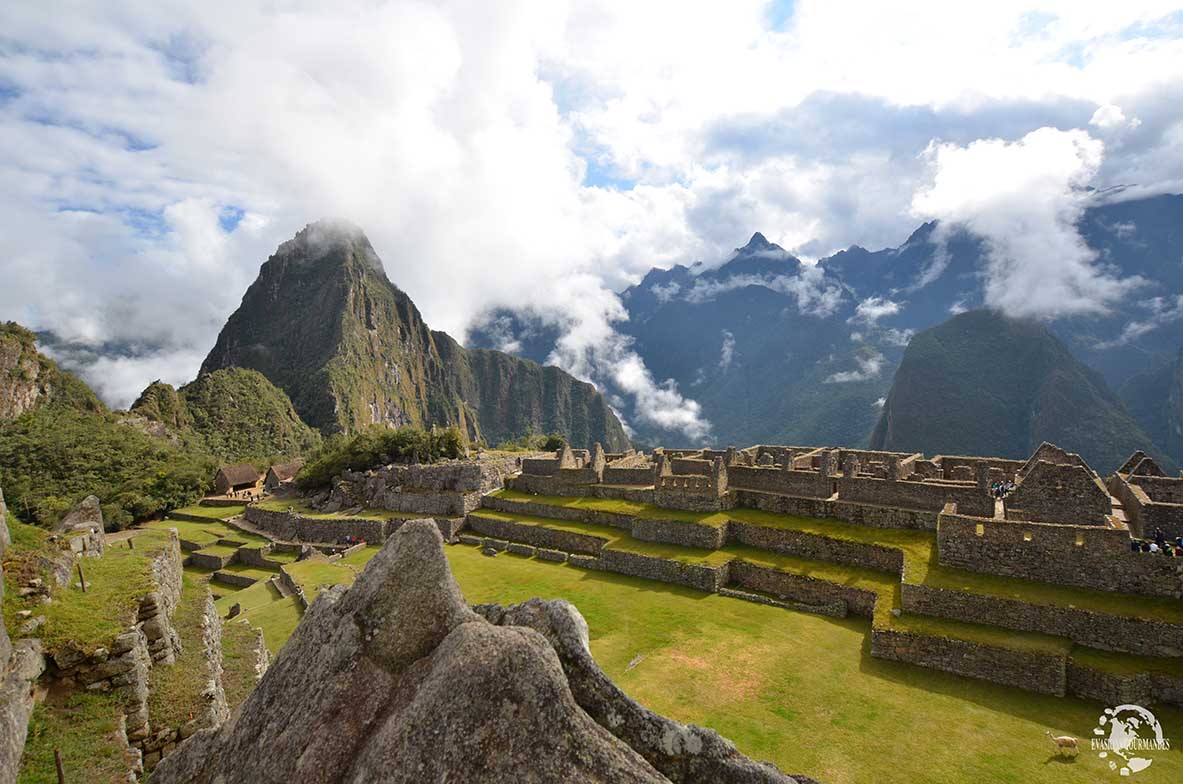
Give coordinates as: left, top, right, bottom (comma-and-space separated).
150, 519, 808, 784
53, 495, 105, 556
1, 486, 47, 784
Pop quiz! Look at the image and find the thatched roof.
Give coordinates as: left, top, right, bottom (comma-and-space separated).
267, 460, 304, 483
217, 463, 260, 486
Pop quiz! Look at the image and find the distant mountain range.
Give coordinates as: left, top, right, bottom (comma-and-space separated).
471, 192, 1183, 469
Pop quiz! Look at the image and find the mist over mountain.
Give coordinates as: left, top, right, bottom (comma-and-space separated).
470, 192, 1183, 458
200, 221, 629, 450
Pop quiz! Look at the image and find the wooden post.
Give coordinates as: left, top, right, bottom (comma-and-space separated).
54, 747, 65, 783
76, 562, 87, 593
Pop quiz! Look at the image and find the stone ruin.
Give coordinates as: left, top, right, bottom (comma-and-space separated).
149, 520, 815, 784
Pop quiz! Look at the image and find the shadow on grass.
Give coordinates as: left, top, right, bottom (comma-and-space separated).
1042, 754, 1079, 765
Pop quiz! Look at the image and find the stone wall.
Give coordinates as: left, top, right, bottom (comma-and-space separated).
1005, 461, 1111, 526
728, 522, 903, 574
481, 495, 634, 529
211, 571, 258, 589
1128, 474, 1183, 504
870, 627, 1066, 695
727, 560, 877, 617
466, 514, 608, 556
728, 466, 834, 499
188, 551, 235, 570
632, 517, 726, 549
244, 505, 391, 544
576, 550, 728, 593
732, 490, 939, 530
602, 466, 655, 486
143, 531, 184, 664
900, 582, 1183, 657
838, 475, 993, 517
937, 512, 1183, 598
507, 474, 656, 502
1063, 662, 1183, 707
1110, 473, 1183, 540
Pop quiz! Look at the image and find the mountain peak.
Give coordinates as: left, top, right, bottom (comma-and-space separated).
740, 232, 774, 252
276, 219, 387, 279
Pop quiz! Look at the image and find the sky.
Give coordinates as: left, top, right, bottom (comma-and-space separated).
2, 1, 1183, 436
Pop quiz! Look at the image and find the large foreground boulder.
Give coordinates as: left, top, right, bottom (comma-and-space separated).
150, 520, 809, 783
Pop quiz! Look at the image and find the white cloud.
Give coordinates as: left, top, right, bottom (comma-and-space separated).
682, 267, 845, 316
1090, 103, 1135, 130
880, 328, 915, 347
718, 330, 736, 370
1097, 294, 1183, 348
850, 296, 901, 325
650, 281, 682, 303
873, 397, 886, 408
825, 351, 886, 383
2, 1, 1183, 412
912, 127, 1145, 319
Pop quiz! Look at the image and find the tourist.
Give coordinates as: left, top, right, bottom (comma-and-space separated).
1149, 541, 1160, 554
1154, 527, 1166, 549
1131, 539, 1142, 552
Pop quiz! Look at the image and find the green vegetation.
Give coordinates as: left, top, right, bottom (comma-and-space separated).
168, 503, 246, 520
147, 574, 212, 730
18, 691, 136, 784
130, 367, 322, 462
283, 559, 360, 601
24, 530, 172, 654
494, 430, 567, 452
220, 619, 262, 711
296, 424, 466, 490
869, 309, 1170, 473
0, 401, 217, 529
438, 545, 1183, 784
236, 596, 302, 654
1, 322, 105, 415
254, 496, 405, 521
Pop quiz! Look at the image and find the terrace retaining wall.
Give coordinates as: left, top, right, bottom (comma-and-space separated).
938, 512, 1183, 598
465, 514, 607, 556
727, 522, 904, 574
870, 627, 1066, 696
899, 582, 1183, 658
727, 560, 876, 617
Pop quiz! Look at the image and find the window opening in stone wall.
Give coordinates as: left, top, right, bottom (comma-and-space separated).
1023, 532, 1032, 542
975, 523, 984, 536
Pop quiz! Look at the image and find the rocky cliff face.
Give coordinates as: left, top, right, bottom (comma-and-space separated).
870, 310, 1164, 472
0, 323, 103, 422
200, 221, 629, 450
149, 520, 808, 784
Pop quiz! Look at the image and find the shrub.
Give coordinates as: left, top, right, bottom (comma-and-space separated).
296, 425, 467, 490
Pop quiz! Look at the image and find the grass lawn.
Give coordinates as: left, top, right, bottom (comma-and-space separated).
254, 497, 404, 521
29, 529, 172, 654
169, 504, 246, 520
143, 518, 232, 545
214, 579, 282, 615
236, 596, 301, 655
18, 690, 137, 784
283, 559, 360, 601
195, 543, 241, 558
441, 544, 1183, 784
221, 620, 263, 711
148, 574, 212, 730
219, 563, 279, 580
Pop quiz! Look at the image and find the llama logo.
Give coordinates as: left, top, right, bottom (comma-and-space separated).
1092, 704, 1171, 776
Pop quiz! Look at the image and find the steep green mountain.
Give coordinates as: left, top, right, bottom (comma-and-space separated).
0, 322, 104, 421
130, 367, 322, 461
1118, 350, 1183, 466
0, 326, 214, 528
869, 310, 1167, 472
199, 220, 629, 450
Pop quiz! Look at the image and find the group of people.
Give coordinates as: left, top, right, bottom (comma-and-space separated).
228, 488, 260, 502
1132, 527, 1183, 556
990, 480, 1015, 499
342, 534, 366, 547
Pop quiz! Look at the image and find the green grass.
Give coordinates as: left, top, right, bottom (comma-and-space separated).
169, 503, 246, 520
340, 545, 381, 568
30, 530, 171, 653
439, 545, 1183, 784
236, 595, 301, 654
220, 563, 279, 579
195, 543, 240, 557
254, 497, 404, 521
283, 559, 360, 601
1069, 646, 1183, 679
143, 518, 232, 545
214, 578, 282, 615
491, 491, 1183, 625
18, 690, 136, 784
220, 620, 263, 711
148, 574, 213, 730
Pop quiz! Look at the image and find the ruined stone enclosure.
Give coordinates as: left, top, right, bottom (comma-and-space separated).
486, 440, 1183, 702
